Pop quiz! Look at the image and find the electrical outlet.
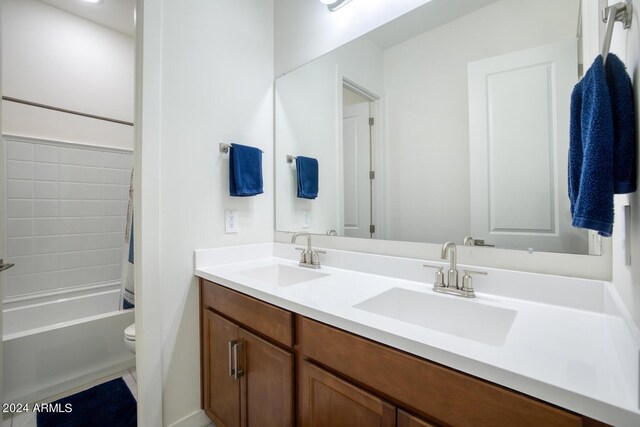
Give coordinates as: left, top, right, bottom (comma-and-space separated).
225, 210, 238, 233
302, 210, 311, 228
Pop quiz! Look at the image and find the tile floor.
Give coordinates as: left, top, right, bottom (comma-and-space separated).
2, 368, 137, 427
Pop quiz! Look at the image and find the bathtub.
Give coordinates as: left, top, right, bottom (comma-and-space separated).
3, 286, 135, 404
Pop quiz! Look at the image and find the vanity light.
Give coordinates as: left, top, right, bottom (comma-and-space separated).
320, 0, 353, 12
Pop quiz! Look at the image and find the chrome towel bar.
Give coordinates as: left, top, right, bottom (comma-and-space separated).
601, 0, 633, 66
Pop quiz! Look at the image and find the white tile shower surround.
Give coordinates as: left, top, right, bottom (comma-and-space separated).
195, 243, 640, 426
4, 138, 133, 299
1, 368, 137, 427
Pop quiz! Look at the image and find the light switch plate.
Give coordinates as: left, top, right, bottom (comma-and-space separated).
225, 210, 238, 233
302, 210, 311, 228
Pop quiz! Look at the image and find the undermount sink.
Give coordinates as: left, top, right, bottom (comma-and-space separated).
354, 288, 517, 346
237, 264, 329, 287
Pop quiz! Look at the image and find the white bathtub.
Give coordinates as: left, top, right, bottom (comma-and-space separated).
2, 287, 135, 403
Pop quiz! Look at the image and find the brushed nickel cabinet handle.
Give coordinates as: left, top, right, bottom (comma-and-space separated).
233, 341, 244, 380
228, 340, 236, 377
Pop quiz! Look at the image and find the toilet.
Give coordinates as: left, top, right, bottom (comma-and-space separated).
124, 323, 136, 354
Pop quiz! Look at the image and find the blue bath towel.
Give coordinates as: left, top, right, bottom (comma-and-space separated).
606, 55, 637, 194
296, 156, 319, 199
569, 54, 636, 237
229, 143, 263, 197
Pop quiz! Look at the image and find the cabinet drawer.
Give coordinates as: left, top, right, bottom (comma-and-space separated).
201, 279, 293, 348
300, 317, 581, 427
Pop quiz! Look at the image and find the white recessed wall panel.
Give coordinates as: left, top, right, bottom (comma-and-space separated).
3, 137, 132, 299
487, 65, 553, 232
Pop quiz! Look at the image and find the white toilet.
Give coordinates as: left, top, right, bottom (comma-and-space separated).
124, 323, 136, 354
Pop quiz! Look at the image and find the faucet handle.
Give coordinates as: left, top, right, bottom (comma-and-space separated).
295, 247, 309, 263
461, 270, 487, 297
423, 264, 445, 288
463, 270, 487, 276
311, 249, 326, 267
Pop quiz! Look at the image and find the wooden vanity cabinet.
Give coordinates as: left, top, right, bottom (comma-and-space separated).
200, 280, 294, 427
298, 317, 602, 427
200, 279, 610, 427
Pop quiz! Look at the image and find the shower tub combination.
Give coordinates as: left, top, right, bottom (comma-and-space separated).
3, 285, 135, 403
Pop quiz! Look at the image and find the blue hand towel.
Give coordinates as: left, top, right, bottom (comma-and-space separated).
569, 54, 636, 237
569, 55, 614, 236
605, 55, 636, 194
229, 143, 263, 197
296, 156, 319, 199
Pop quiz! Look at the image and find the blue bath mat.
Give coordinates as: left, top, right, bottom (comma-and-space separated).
37, 377, 136, 427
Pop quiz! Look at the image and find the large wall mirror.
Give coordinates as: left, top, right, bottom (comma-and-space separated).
275, 0, 596, 255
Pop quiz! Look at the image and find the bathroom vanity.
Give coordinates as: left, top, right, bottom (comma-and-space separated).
195, 243, 640, 427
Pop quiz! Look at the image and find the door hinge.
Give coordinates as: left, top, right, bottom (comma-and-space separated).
369, 171, 375, 180
370, 224, 376, 234
369, 117, 375, 126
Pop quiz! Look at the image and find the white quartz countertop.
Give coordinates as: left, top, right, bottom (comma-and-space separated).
194, 243, 640, 426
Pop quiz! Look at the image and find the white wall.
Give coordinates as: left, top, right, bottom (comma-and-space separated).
383, 0, 577, 245
1, 0, 134, 149
275, 36, 384, 234
141, 0, 274, 425
274, 0, 431, 75
605, 0, 640, 330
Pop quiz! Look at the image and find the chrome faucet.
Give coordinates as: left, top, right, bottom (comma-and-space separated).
423, 241, 486, 298
463, 236, 495, 247
441, 241, 458, 289
291, 231, 324, 269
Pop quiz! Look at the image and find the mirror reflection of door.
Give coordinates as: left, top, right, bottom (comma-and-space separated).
468, 39, 587, 254
343, 86, 374, 238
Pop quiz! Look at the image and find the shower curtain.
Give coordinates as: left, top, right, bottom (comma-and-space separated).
121, 169, 135, 310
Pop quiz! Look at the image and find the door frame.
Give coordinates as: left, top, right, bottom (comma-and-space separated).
336, 73, 385, 239
134, 0, 164, 425
0, 0, 5, 407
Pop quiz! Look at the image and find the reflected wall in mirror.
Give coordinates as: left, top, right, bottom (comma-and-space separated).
275, 0, 594, 255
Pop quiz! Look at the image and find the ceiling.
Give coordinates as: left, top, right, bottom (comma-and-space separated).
367, 0, 499, 50
39, 0, 136, 37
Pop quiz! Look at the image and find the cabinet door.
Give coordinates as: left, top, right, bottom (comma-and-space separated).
203, 310, 241, 427
300, 360, 395, 427
240, 328, 294, 427
398, 410, 438, 427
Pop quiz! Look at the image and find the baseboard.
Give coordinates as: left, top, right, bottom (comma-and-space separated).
168, 409, 213, 427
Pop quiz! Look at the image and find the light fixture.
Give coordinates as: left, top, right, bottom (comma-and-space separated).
83, 0, 103, 4
320, 0, 353, 12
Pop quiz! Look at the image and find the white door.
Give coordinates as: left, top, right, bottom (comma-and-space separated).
343, 102, 372, 238
468, 39, 587, 253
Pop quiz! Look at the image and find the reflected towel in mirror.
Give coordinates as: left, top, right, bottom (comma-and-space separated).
296, 156, 319, 199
